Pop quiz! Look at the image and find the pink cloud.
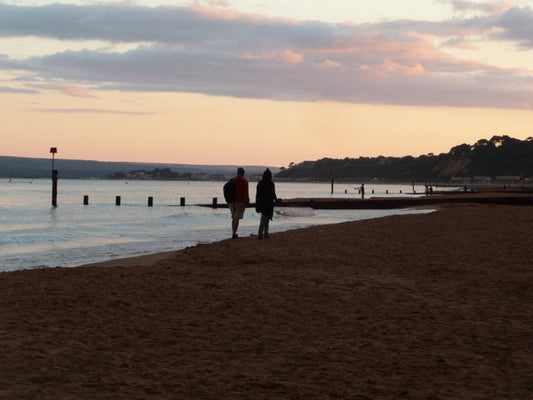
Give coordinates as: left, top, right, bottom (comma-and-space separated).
442, 38, 478, 50
2, 2, 531, 109
320, 59, 342, 68
450, 0, 516, 15
282, 50, 304, 64
360, 59, 426, 78
240, 49, 303, 64
190, 4, 265, 22
40, 84, 96, 98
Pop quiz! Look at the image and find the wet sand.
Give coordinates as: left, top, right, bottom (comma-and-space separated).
1, 203, 532, 399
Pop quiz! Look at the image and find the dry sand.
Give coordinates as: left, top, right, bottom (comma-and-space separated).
1, 203, 532, 399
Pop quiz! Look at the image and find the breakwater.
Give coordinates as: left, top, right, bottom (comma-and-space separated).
200, 192, 533, 209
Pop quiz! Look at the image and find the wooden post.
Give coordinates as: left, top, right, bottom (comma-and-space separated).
50, 147, 58, 207
51, 169, 58, 207
148, 196, 153, 207
180, 197, 185, 206
331, 178, 334, 194
116, 196, 121, 206
212, 197, 218, 207
83, 195, 89, 205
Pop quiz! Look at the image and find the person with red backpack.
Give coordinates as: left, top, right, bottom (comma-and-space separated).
227, 167, 249, 239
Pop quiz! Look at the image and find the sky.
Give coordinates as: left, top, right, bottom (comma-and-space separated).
1, 0, 532, 167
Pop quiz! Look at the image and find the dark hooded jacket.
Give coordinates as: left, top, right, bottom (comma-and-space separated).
255, 169, 277, 219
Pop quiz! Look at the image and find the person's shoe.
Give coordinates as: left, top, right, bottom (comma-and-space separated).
232, 234, 238, 239
264, 233, 269, 239
257, 234, 263, 240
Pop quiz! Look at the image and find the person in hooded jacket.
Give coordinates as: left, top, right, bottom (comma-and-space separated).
255, 168, 277, 239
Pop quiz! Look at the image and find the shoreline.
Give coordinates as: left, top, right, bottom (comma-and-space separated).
1, 202, 532, 399
2, 206, 433, 273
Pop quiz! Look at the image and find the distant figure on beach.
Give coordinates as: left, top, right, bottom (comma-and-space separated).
360, 183, 365, 199
255, 168, 277, 240
229, 167, 250, 239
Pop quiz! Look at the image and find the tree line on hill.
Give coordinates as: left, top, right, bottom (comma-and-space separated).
0, 156, 269, 179
107, 168, 203, 180
275, 136, 533, 182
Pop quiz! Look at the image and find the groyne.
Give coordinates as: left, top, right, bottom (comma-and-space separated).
199, 192, 533, 210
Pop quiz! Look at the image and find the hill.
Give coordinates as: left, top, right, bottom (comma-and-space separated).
276, 135, 533, 183
0, 156, 277, 180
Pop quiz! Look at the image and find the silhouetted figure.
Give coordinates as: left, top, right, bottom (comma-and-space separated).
228, 167, 249, 239
360, 183, 365, 199
255, 168, 277, 239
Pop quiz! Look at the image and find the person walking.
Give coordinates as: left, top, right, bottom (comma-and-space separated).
255, 168, 277, 239
229, 167, 249, 239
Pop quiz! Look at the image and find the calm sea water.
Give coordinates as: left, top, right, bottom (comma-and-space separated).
0, 179, 431, 272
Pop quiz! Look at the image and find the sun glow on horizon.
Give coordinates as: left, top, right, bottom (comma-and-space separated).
4, 90, 533, 167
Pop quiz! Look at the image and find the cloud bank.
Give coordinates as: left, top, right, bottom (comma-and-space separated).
0, 2, 532, 109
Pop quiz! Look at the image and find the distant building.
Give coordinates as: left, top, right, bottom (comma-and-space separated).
451, 176, 492, 184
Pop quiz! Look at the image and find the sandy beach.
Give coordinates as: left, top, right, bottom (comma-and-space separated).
1, 202, 532, 399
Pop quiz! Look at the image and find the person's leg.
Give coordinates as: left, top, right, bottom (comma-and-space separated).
232, 217, 239, 238
232, 203, 245, 238
264, 215, 270, 238
229, 203, 239, 238
258, 214, 265, 239
259, 214, 269, 238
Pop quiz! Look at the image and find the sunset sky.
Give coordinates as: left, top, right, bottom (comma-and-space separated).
1, 0, 532, 167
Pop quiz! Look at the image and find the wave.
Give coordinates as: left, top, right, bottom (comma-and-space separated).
275, 207, 314, 217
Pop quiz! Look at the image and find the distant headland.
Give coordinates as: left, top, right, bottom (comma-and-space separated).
0, 157, 276, 181
276, 135, 533, 183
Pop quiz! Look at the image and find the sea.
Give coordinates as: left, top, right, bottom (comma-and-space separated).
0, 179, 432, 272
